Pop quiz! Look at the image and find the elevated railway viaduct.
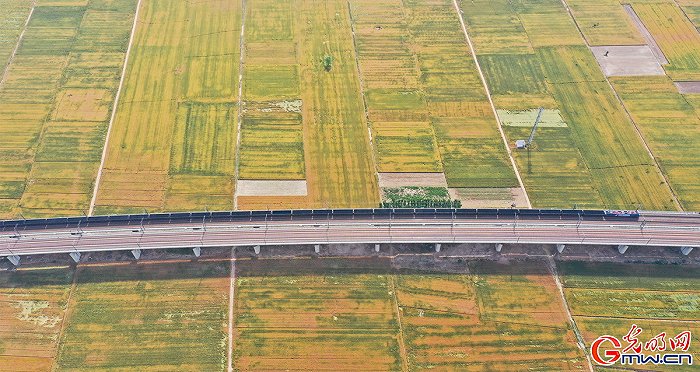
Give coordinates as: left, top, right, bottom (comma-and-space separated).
1, 209, 698, 265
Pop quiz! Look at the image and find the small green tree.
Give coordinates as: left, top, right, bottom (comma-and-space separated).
322, 55, 333, 71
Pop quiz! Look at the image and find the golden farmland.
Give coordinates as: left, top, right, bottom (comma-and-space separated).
2, 0, 700, 215
9, 258, 695, 370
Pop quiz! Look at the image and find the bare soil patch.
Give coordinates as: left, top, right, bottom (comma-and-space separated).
378, 172, 447, 188
449, 187, 528, 208
674, 81, 700, 93
591, 46, 664, 76
236, 180, 307, 196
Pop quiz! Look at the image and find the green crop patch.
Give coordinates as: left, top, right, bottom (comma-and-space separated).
498, 108, 567, 128
566, 0, 644, 46
372, 121, 443, 173
239, 110, 305, 180
610, 76, 700, 210
56, 262, 229, 370
170, 102, 237, 176
480, 54, 549, 95
243, 64, 300, 100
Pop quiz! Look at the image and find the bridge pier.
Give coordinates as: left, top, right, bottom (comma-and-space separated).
69, 252, 81, 263
435, 243, 441, 253
6, 255, 20, 266
253, 245, 260, 255
131, 249, 141, 260
495, 243, 503, 253
556, 244, 566, 253
314, 244, 321, 254
681, 247, 693, 256
192, 247, 201, 257
618, 245, 629, 254
374, 244, 380, 253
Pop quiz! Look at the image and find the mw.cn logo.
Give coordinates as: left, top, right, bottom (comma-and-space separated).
590, 324, 693, 366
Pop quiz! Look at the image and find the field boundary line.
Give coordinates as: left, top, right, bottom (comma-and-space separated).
544, 254, 594, 372
389, 276, 410, 371
228, 247, 236, 372
232, 0, 248, 211
558, 0, 683, 211
0, 2, 35, 89
346, 1, 382, 197
450, 0, 532, 208
51, 265, 79, 371
88, 0, 144, 216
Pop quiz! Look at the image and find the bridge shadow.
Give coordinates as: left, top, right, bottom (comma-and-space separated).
1, 252, 698, 288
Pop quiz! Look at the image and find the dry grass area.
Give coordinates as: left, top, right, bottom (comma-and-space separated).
0, 0, 138, 218
94, 0, 241, 214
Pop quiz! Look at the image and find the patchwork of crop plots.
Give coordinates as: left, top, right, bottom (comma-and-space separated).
56, 261, 229, 370
4, 0, 700, 213
284, 0, 379, 209
239, 0, 305, 181
559, 262, 700, 371
395, 262, 586, 370
233, 260, 402, 370
233, 258, 587, 370
0, 267, 72, 371
349, 0, 442, 174
94, 0, 241, 214
351, 0, 517, 188
0, 0, 138, 218
460, 0, 677, 210
610, 76, 700, 210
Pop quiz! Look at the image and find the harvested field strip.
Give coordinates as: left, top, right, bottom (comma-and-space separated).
95, 0, 241, 214
239, 0, 306, 181
55, 262, 229, 370
349, 0, 442, 173
406, 0, 518, 188
0, 0, 138, 218
631, 1, 700, 80
295, 0, 379, 208
565, 0, 644, 46
559, 261, 700, 371
610, 76, 700, 210
0, 267, 73, 371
